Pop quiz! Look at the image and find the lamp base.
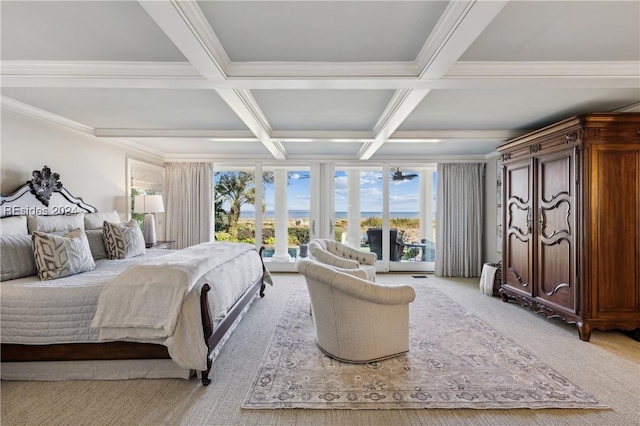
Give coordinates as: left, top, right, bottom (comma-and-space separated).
143, 213, 156, 245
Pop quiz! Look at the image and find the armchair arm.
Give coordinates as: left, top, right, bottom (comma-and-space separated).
310, 245, 359, 269
330, 273, 416, 306
297, 258, 414, 305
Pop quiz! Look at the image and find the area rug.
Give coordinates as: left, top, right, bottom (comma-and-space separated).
242, 283, 607, 410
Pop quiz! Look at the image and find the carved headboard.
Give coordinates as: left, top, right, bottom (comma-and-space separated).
0, 166, 97, 218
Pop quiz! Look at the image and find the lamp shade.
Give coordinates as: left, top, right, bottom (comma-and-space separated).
134, 194, 164, 213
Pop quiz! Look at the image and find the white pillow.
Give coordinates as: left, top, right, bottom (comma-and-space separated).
0, 216, 28, 235
1, 234, 37, 281
84, 211, 120, 230
27, 213, 85, 234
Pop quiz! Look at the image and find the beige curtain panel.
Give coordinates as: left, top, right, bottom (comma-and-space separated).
435, 163, 485, 277
164, 162, 213, 250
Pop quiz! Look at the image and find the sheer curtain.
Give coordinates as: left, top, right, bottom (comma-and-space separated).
435, 163, 484, 277
165, 162, 213, 250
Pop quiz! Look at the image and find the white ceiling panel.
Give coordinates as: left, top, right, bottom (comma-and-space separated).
282, 142, 362, 156
198, 1, 448, 62
1, 88, 249, 130
130, 139, 270, 156
1, 1, 186, 61
252, 90, 395, 131
374, 140, 500, 157
461, 1, 640, 61
398, 88, 640, 131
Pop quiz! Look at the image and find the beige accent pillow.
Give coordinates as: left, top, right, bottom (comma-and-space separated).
103, 219, 146, 259
84, 211, 120, 230
32, 228, 95, 281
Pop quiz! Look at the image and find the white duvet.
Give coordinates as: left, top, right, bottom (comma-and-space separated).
1, 243, 266, 371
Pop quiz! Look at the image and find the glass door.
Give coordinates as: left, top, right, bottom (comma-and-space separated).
388, 166, 436, 272
331, 164, 436, 272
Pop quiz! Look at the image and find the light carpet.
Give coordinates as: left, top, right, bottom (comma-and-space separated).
243, 283, 607, 410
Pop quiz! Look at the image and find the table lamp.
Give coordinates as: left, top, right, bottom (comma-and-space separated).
133, 194, 164, 245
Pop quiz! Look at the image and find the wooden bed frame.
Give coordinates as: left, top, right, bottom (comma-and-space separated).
1, 168, 268, 385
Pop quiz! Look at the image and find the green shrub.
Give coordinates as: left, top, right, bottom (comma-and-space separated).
288, 227, 309, 245
361, 216, 382, 228
215, 232, 232, 241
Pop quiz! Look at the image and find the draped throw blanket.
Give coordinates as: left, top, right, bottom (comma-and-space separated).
435, 163, 484, 277
91, 242, 257, 342
165, 162, 213, 250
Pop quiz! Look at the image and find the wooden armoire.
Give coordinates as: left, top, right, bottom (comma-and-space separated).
497, 113, 640, 341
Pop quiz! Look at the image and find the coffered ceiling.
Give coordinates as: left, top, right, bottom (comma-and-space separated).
2, 1, 639, 162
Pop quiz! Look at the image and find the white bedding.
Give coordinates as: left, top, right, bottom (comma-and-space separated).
1, 244, 265, 371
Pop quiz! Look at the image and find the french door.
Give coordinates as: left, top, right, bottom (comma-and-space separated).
331, 164, 437, 272
213, 162, 436, 273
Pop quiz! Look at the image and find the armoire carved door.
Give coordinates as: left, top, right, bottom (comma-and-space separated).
534, 148, 577, 313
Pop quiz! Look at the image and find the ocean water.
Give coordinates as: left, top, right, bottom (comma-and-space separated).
240, 211, 421, 219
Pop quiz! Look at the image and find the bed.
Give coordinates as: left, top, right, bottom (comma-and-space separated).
0, 167, 270, 385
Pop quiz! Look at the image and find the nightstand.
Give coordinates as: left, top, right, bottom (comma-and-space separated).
146, 241, 176, 250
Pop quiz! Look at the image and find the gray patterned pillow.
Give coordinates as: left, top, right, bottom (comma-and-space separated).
1, 234, 38, 281
32, 229, 95, 281
85, 229, 107, 260
103, 219, 146, 259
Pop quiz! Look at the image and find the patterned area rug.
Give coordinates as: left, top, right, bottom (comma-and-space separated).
243, 283, 607, 410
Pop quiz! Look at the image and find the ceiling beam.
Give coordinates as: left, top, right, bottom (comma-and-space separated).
139, 0, 286, 159
360, 0, 509, 160
3, 61, 638, 90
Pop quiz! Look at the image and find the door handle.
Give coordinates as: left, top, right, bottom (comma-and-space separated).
537, 207, 543, 235
526, 207, 532, 234
311, 220, 315, 235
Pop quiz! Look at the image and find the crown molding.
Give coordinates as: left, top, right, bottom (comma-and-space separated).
1, 96, 165, 160
0, 61, 201, 79
389, 130, 530, 141
104, 138, 166, 159
226, 61, 417, 78
1, 96, 94, 135
94, 129, 256, 139
446, 61, 640, 78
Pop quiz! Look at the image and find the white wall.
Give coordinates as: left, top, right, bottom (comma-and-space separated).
1, 109, 163, 219
484, 154, 502, 264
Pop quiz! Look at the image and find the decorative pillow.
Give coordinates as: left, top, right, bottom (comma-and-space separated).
85, 229, 107, 260
103, 219, 146, 259
32, 228, 95, 281
84, 211, 120, 230
28, 213, 85, 234
0, 234, 38, 281
1, 216, 28, 236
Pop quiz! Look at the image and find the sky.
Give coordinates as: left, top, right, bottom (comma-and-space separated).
216, 170, 437, 214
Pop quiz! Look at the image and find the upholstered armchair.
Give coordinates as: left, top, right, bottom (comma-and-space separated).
308, 238, 376, 281
296, 258, 416, 363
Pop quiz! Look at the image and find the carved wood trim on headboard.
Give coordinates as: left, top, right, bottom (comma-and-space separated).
1, 167, 97, 218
